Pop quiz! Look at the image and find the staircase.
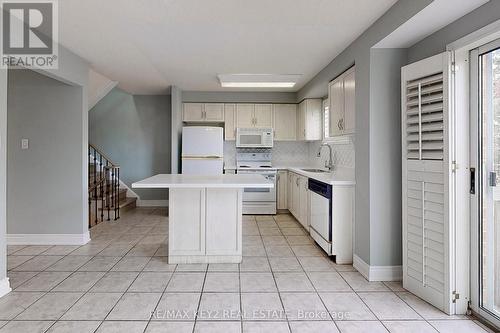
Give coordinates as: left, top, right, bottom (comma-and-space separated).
88, 144, 136, 228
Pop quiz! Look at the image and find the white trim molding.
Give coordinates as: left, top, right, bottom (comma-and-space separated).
136, 199, 168, 207
7, 231, 91, 245
0, 278, 11, 298
353, 254, 402, 282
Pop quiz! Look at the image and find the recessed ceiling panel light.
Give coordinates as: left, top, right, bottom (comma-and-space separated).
218, 74, 301, 88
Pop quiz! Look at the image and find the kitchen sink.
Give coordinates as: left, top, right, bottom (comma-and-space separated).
301, 168, 330, 173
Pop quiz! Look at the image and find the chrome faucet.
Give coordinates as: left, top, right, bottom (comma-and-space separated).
317, 143, 334, 171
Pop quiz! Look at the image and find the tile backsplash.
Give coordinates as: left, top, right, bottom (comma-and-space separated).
223, 140, 354, 169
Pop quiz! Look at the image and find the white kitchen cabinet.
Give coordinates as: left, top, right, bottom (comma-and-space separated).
236, 104, 255, 128
292, 174, 300, 218
273, 104, 297, 141
297, 99, 322, 141
298, 175, 309, 229
224, 104, 236, 140
328, 66, 355, 136
277, 170, 288, 210
287, 172, 294, 211
183, 103, 224, 122
183, 103, 205, 122
254, 104, 273, 128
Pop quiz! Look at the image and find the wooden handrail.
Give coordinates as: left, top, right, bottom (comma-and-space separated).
89, 143, 119, 167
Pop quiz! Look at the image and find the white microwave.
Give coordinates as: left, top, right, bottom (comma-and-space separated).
236, 128, 273, 148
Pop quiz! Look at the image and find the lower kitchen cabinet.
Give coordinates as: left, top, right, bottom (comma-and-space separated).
288, 172, 309, 230
277, 170, 288, 210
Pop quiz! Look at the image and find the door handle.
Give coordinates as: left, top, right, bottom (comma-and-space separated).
489, 171, 497, 187
470, 168, 476, 194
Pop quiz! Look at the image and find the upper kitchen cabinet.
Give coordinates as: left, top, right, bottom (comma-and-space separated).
236, 104, 273, 128
328, 66, 355, 136
273, 104, 297, 141
224, 104, 236, 140
183, 103, 224, 122
297, 99, 322, 141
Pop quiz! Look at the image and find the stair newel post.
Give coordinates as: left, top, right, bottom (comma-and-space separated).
99, 155, 104, 221
93, 148, 97, 225
111, 167, 116, 220
117, 168, 120, 219
106, 163, 110, 221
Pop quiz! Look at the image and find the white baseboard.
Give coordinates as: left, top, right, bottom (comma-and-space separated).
136, 199, 168, 207
7, 231, 91, 245
353, 254, 402, 282
0, 278, 11, 298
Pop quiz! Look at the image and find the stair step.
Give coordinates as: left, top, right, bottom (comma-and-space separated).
90, 188, 127, 201
99, 196, 136, 211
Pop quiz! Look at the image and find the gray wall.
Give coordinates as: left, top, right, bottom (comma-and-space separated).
0, 69, 7, 288
89, 88, 171, 200
297, 0, 432, 265
7, 70, 85, 235
408, 0, 500, 63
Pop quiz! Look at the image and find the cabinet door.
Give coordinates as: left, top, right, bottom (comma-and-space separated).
343, 68, 355, 134
224, 104, 236, 140
274, 104, 297, 141
254, 104, 273, 128
304, 99, 322, 141
277, 170, 288, 210
236, 104, 255, 128
298, 176, 309, 229
204, 103, 225, 121
297, 101, 306, 140
329, 79, 345, 136
292, 174, 300, 219
183, 103, 204, 122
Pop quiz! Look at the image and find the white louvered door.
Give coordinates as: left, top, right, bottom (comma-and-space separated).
401, 52, 455, 314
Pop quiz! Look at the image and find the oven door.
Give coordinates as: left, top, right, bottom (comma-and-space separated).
238, 171, 276, 202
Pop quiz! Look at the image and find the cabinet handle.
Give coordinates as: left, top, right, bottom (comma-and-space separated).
296, 178, 299, 186
340, 118, 344, 131
337, 120, 341, 130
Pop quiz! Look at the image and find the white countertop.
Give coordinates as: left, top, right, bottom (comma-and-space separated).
132, 174, 274, 189
224, 165, 355, 186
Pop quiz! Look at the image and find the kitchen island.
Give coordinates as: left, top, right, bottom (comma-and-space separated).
132, 174, 273, 264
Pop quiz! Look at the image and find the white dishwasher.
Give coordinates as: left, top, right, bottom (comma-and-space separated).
308, 178, 333, 255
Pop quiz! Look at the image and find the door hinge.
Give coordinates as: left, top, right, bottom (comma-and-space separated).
451, 161, 458, 173
452, 291, 460, 303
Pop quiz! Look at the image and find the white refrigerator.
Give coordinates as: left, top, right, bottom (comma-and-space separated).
181, 126, 223, 175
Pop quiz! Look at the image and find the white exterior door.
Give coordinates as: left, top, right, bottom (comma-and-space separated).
401, 52, 461, 314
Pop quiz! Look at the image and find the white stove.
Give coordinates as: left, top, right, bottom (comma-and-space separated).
236, 151, 277, 215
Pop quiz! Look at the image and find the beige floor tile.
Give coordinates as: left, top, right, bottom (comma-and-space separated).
289, 321, 339, 333
240, 257, 270, 272
285, 235, 314, 245
194, 321, 241, 333
198, 293, 241, 321
61, 292, 122, 320
110, 256, 150, 271
0, 320, 54, 333
243, 235, 264, 246
319, 292, 377, 321
280, 228, 306, 236
145, 322, 194, 333
265, 245, 295, 257
428, 320, 489, 333
203, 272, 239, 292
240, 272, 277, 292
274, 272, 314, 292
6, 245, 27, 255
335, 321, 388, 333
268, 257, 303, 272
45, 255, 93, 272
396, 292, 463, 320
90, 272, 138, 292
16, 271, 71, 291
78, 256, 121, 271
46, 321, 101, 333
307, 272, 352, 292
7, 271, 38, 289
128, 272, 172, 292
298, 257, 336, 271
106, 292, 161, 320
259, 227, 282, 236
241, 293, 285, 321
339, 272, 390, 292
12, 255, 63, 271
41, 246, 80, 256
143, 257, 176, 271
126, 244, 160, 257
97, 244, 134, 256
96, 321, 148, 333
358, 292, 421, 320
243, 245, 267, 257
243, 322, 291, 333
0, 291, 44, 320
53, 271, 105, 292
70, 244, 108, 256
291, 245, 325, 257
14, 245, 53, 256
16, 292, 83, 320
262, 235, 288, 246
152, 293, 201, 321
176, 263, 208, 272
166, 272, 205, 292
383, 281, 405, 292
382, 320, 437, 333
207, 263, 239, 272
280, 293, 329, 321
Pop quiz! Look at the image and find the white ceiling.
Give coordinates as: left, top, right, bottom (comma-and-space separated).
59, 0, 397, 94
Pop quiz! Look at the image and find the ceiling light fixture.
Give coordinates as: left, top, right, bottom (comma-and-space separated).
218, 74, 301, 88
